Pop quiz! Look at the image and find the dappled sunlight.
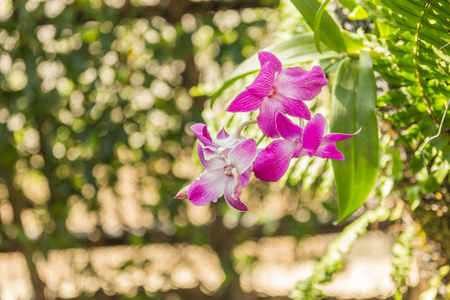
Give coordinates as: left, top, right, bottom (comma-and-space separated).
33, 244, 225, 298
234, 232, 414, 299
0, 253, 34, 300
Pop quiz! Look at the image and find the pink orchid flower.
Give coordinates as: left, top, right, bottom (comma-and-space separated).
227, 52, 328, 138
176, 126, 257, 211
253, 113, 360, 182
190, 123, 245, 150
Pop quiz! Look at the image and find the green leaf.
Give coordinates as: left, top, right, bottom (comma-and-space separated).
211, 32, 337, 106
330, 50, 379, 223
373, 20, 397, 37
348, 5, 369, 20
339, 0, 358, 10
341, 30, 365, 52
313, 0, 332, 53
290, 0, 347, 53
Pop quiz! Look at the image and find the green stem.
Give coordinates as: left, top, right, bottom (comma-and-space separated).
323, 52, 361, 73
256, 135, 265, 146
323, 59, 337, 72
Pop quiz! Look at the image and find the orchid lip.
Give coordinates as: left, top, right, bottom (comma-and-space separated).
224, 165, 234, 176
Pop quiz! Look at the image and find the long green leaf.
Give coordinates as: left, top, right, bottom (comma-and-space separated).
330, 50, 379, 223
290, 0, 347, 53
313, 0, 332, 53
211, 32, 337, 105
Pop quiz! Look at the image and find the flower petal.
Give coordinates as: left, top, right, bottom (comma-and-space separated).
239, 167, 252, 188
246, 62, 278, 97
293, 146, 308, 158
258, 51, 282, 73
224, 176, 248, 211
230, 168, 242, 199
216, 128, 229, 139
253, 139, 297, 182
227, 90, 262, 112
315, 142, 345, 160
323, 127, 361, 142
257, 98, 284, 138
191, 123, 214, 147
228, 138, 257, 174
187, 170, 228, 206
197, 144, 226, 170
220, 148, 232, 158
276, 112, 303, 141
302, 114, 327, 156
281, 97, 311, 120
202, 145, 221, 160
174, 185, 190, 199
274, 66, 328, 101
214, 135, 245, 149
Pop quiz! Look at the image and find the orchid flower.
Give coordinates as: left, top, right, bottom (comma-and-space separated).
190, 123, 245, 150
253, 113, 360, 182
227, 52, 328, 138
176, 125, 257, 211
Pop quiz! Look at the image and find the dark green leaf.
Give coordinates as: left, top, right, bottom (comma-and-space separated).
330, 50, 379, 222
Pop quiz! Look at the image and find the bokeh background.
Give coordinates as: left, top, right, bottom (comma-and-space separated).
0, 0, 437, 299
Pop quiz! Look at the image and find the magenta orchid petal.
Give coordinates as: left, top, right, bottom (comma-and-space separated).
274, 66, 328, 101
293, 146, 308, 158
190, 123, 214, 147
224, 178, 248, 211
216, 128, 230, 139
246, 62, 278, 97
281, 97, 311, 120
323, 127, 362, 143
257, 99, 285, 138
197, 144, 225, 170
187, 170, 228, 206
202, 145, 221, 160
228, 139, 257, 174
253, 139, 298, 182
230, 169, 242, 199
239, 168, 252, 188
227, 90, 263, 112
227, 53, 328, 143
275, 112, 304, 141
302, 114, 328, 156
174, 185, 190, 199
258, 51, 282, 73
316, 142, 345, 160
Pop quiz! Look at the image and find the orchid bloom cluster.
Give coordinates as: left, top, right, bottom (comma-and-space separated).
175, 52, 360, 211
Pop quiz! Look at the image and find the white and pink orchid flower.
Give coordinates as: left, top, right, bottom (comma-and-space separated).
175, 124, 257, 211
